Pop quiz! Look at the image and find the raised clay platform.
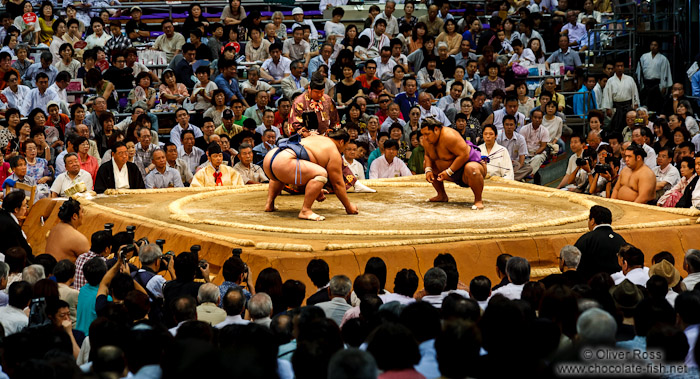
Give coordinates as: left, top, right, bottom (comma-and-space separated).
24, 176, 700, 298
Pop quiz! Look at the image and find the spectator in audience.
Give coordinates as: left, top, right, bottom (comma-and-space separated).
163, 142, 193, 186
316, 275, 352, 326
519, 109, 551, 175
249, 292, 273, 328
575, 205, 627, 279
45, 198, 90, 262
611, 244, 649, 286
191, 142, 243, 187
675, 291, 700, 367
214, 58, 248, 108
196, 283, 226, 326
75, 256, 106, 334
306, 259, 331, 305
216, 287, 250, 328
54, 259, 78, 322
683, 249, 700, 291
94, 141, 145, 193
421, 267, 447, 308
359, 19, 389, 59
328, 348, 378, 379
0, 280, 31, 335
546, 35, 581, 76
366, 322, 423, 378
152, 19, 185, 61
260, 43, 290, 85
233, 143, 268, 184
395, 76, 419, 121
0, 190, 31, 257
492, 256, 530, 300
72, 230, 112, 291
369, 139, 411, 179
497, 116, 532, 181
281, 60, 308, 101
654, 146, 681, 199
19, 71, 57, 117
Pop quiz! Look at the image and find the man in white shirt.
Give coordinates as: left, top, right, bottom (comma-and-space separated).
421, 267, 447, 308
343, 140, 365, 180
255, 110, 281, 140
260, 43, 291, 85
373, 47, 396, 80
653, 146, 680, 199
436, 81, 463, 123
418, 92, 451, 126
518, 110, 550, 175
483, 96, 526, 132
50, 153, 94, 197
636, 40, 673, 113
233, 143, 268, 184
2, 70, 30, 110
611, 246, 649, 287
170, 108, 203, 149
369, 139, 412, 179
373, 0, 399, 37
631, 127, 657, 169
492, 257, 530, 300
177, 130, 204, 175
497, 117, 532, 181
380, 103, 406, 133
20, 72, 58, 116
215, 287, 250, 329
601, 59, 640, 133
324, 7, 346, 37
0, 281, 31, 335
683, 249, 700, 292
359, 18, 390, 58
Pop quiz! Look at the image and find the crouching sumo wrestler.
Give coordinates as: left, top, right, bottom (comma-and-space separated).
421, 117, 487, 209
262, 129, 359, 221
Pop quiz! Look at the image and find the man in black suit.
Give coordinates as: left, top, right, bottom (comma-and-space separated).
0, 191, 32, 258
94, 142, 146, 194
306, 258, 331, 305
575, 205, 627, 280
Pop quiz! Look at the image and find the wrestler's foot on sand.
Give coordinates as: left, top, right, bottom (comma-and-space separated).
428, 194, 449, 202
264, 203, 278, 212
471, 201, 484, 210
299, 211, 325, 221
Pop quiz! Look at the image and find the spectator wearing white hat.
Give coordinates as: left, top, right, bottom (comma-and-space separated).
291, 7, 319, 40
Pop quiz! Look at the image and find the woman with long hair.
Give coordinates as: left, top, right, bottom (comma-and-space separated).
676, 100, 700, 137
652, 120, 673, 152
524, 38, 545, 64
408, 22, 427, 54
331, 48, 355, 82
341, 24, 359, 51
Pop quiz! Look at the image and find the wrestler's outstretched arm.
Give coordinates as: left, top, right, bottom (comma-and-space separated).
327, 154, 358, 214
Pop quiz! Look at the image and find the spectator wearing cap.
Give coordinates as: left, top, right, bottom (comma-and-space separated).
214, 108, 243, 139
649, 259, 682, 306
291, 7, 319, 40
575, 205, 627, 280
191, 142, 243, 187
126, 6, 149, 42
610, 278, 644, 341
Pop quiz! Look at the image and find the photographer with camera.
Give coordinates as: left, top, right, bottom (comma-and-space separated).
562, 139, 597, 193
588, 145, 618, 197
219, 252, 253, 306
163, 252, 210, 327
96, 254, 147, 315
131, 243, 175, 323
73, 230, 113, 290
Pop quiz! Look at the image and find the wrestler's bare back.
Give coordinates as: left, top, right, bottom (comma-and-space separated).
45, 223, 90, 263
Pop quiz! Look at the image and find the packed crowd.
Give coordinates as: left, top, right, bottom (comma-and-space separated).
0, 201, 699, 378
0, 0, 694, 206
0, 0, 698, 377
